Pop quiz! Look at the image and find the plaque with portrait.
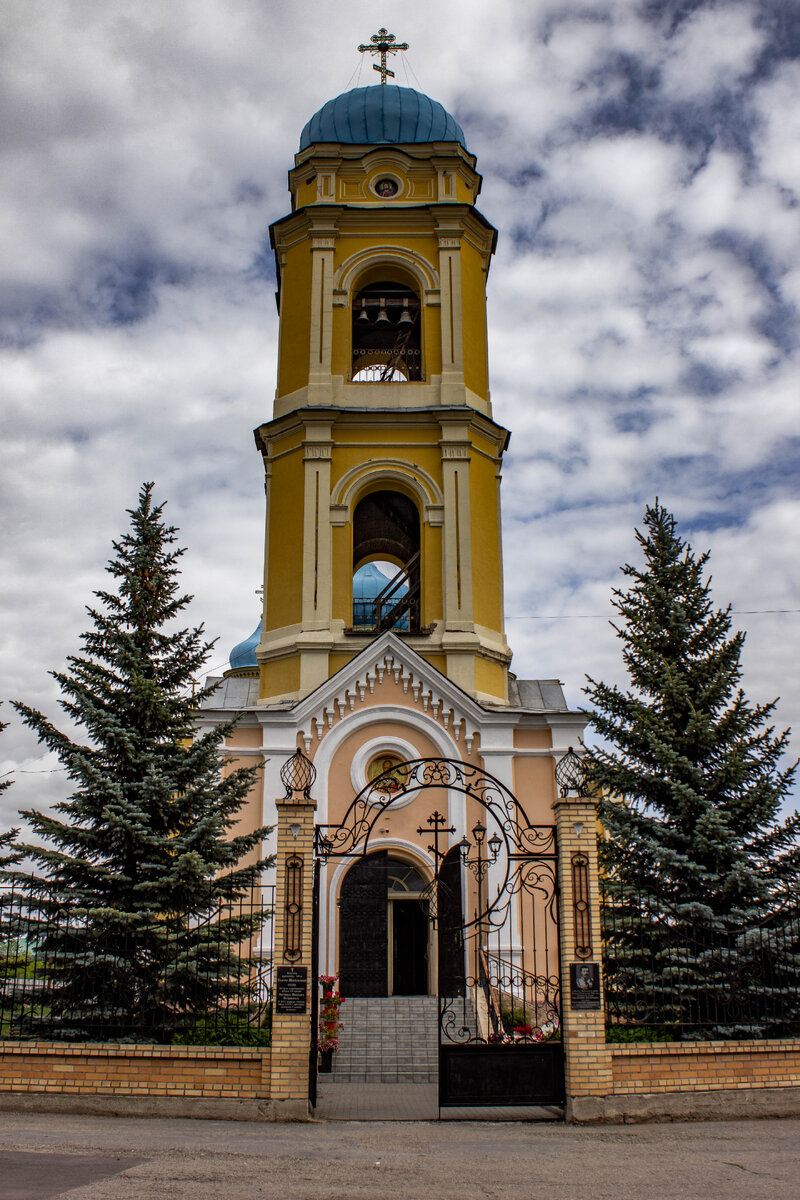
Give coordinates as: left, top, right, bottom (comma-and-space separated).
569, 962, 601, 1010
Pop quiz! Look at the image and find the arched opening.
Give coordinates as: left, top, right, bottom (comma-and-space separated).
351, 279, 422, 382
339, 852, 431, 997
351, 490, 421, 633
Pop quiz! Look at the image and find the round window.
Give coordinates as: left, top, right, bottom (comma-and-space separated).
374, 177, 400, 198
367, 753, 408, 794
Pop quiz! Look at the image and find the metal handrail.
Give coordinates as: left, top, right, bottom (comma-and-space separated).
372, 551, 421, 632
485, 949, 557, 1023
478, 946, 503, 1037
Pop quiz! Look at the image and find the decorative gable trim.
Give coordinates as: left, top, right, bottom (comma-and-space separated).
292, 633, 482, 753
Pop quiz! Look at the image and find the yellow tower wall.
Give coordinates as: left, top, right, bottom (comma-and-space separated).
255, 135, 511, 706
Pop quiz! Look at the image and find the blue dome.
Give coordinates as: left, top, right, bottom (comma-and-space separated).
353, 562, 407, 601
229, 620, 261, 671
299, 86, 466, 150
353, 563, 409, 632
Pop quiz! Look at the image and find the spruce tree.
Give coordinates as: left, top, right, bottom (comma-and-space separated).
6, 484, 273, 1041
0, 713, 25, 1007
0, 709, 21, 868
584, 502, 799, 1036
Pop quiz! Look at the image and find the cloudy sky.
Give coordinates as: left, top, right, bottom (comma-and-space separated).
2, 0, 799, 829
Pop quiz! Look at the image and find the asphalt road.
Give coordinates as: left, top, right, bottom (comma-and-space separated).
1, 1112, 799, 1200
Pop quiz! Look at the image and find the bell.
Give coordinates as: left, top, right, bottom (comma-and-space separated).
375, 298, 390, 324
398, 300, 413, 325
358, 299, 370, 322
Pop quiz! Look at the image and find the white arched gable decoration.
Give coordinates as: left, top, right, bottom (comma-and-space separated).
335, 246, 439, 299
331, 459, 443, 513
311, 703, 462, 824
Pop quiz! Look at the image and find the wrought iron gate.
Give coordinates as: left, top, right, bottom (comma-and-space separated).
314, 758, 564, 1109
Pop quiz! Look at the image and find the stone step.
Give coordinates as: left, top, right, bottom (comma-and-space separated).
334, 1049, 438, 1059
329, 994, 444, 1083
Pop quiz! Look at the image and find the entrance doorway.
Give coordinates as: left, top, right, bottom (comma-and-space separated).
388, 859, 428, 997
339, 853, 430, 997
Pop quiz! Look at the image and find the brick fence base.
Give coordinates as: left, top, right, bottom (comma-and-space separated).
0, 1041, 286, 1121
569, 1085, 800, 1124
0, 1091, 276, 1121
568, 1039, 800, 1123
611, 1038, 800, 1093
4, 1037, 800, 1125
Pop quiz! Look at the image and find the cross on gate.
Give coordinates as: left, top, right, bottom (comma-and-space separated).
417, 810, 456, 877
358, 28, 409, 84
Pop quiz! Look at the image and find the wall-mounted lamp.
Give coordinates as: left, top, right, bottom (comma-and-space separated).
289, 822, 301, 840
572, 821, 585, 838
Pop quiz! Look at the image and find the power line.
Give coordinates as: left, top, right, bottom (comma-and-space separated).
506, 609, 800, 620
1, 768, 65, 778
731, 609, 800, 615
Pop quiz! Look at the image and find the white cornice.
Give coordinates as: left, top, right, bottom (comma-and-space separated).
197, 633, 588, 750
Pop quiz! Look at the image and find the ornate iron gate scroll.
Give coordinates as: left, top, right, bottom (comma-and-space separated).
314, 757, 564, 1108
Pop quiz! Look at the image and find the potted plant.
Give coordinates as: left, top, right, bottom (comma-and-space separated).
318, 975, 345, 1072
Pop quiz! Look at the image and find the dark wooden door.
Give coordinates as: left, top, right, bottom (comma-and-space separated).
437, 845, 465, 997
339, 852, 388, 996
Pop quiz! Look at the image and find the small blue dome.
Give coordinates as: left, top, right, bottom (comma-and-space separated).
353, 562, 409, 631
300, 86, 466, 151
229, 621, 261, 671
353, 562, 407, 601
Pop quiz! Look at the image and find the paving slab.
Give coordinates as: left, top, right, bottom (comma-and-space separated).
315, 1080, 563, 1121
315, 1082, 438, 1120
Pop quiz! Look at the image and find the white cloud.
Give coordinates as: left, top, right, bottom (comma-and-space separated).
755, 64, 800, 195
660, 6, 766, 99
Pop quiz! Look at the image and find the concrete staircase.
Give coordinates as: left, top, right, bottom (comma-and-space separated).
330, 996, 439, 1083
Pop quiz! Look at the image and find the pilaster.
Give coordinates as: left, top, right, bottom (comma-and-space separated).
268, 764, 317, 1119
554, 795, 613, 1117
306, 220, 337, 404
300, 424, 333, 631
436, 222, 465, 406
440, 418, 478, 692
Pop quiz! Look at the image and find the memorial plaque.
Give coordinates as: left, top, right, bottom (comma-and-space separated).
275, 965, 308, 1014
570, 962, 601, 1010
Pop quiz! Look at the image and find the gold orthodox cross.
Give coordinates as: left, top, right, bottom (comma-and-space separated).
358, 28, 409, 84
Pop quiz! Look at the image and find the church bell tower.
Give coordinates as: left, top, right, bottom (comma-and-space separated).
255, 67, 513, 705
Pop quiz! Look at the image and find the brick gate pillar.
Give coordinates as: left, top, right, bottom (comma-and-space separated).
267, 750, 317, 1120
554, 749, 613, 1121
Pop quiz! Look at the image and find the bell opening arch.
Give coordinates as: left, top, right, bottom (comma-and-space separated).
351, 487, 421, 634
351, 265, 422, 383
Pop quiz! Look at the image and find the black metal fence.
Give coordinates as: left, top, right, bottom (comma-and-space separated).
0, 879, 274, 1045
602, 888, 800, 1040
